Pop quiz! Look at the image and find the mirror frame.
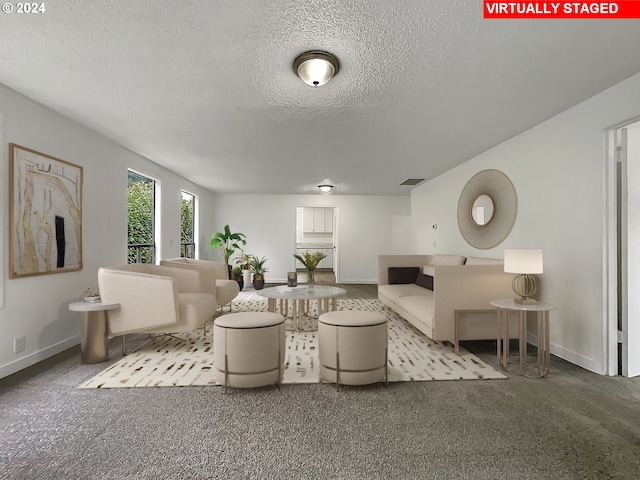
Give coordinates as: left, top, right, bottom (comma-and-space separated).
457, 169, 517, 249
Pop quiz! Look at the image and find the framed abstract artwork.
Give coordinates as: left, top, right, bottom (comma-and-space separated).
9, 143, 83, 278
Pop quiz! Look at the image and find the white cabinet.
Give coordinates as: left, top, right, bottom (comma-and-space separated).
303, 208, 333, 233
322, 248, 333, 270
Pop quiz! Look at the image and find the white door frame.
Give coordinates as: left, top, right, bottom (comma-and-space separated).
0, 110, 4, 308
605, 117, 640, 377
294, 205, 339, 281
604, 126, 617, 376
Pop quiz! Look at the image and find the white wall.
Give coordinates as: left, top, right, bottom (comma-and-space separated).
203, 194, 411, 283
411, 71, 640, 375
0, 84, 217, 378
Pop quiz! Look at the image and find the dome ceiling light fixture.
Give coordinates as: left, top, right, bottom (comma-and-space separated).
318, 180, 334, 193
293, 51, 340, 87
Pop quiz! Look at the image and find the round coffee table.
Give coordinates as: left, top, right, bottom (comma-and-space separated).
257, 285, 346, 331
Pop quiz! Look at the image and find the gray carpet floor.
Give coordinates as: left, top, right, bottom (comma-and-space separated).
1, 283, 640, 479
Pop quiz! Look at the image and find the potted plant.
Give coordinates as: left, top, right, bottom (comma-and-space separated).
234, 250, 253, 269
210, 225, 247, 278
250, 256, 269, 290
231, 266, 244, 291
293, 250, 326, 286
83, 287, 101, 303
234, 249, 253, 288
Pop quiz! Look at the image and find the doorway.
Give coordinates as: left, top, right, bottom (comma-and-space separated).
607, 119, 640, 377
295, 206, 338, 284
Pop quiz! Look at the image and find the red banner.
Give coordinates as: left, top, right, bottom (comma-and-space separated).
484, 1, 640, 18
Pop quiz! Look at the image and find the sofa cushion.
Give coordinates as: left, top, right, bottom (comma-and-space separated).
423, 254, 466, 277
431, 254, 466, 266
378, 284, 431, 304
415, 272, 434, 290
388, 266, 420, 284
398, 294, 434, 328
465, 257, 503, 265
423, 264, 435, 277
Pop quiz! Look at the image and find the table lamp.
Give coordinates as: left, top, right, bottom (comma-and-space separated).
504, 248, 543, 304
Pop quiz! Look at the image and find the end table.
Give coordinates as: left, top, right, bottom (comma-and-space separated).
490, 299, 556, 378
69, 301, 120, 364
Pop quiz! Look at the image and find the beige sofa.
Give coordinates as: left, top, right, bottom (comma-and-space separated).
98, 263, 217, 350
378, 254, 518, 348
160, 258, 240, 310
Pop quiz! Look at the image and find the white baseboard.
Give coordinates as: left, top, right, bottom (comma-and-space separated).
0, 335, 80, 380
526, 332, 602, 375
337, 280, 377, 284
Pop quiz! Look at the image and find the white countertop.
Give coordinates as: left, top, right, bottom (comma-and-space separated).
296, 243, 333, 249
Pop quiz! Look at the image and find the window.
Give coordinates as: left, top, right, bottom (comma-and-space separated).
127, 170, 157, 263
180, 191, 196, 258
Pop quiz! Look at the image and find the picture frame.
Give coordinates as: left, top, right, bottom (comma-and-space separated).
9, 143, 83, 278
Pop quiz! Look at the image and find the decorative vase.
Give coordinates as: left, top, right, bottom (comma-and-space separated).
242, 269, 251, 288
307, 269, 315, 287
235, 278, 244, 291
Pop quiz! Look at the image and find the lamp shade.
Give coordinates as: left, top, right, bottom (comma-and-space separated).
293, 51, 339, 87
504, 249, 543, 274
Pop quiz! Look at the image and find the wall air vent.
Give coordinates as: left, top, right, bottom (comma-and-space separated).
400, 178, 425, 186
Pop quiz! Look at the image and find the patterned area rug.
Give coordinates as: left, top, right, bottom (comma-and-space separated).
79, 299, 506, 389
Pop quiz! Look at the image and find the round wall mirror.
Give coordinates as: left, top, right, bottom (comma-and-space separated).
457, 169, 517, 249
471, 194, 495, 225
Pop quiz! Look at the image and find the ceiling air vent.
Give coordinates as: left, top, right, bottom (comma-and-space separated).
400, 178, 425, 186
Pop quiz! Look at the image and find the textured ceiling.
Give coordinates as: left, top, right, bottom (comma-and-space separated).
2, 1, 640, 195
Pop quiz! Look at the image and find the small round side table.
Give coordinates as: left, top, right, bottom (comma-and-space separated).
490, 299, 556, 378
69, 301, 120, 364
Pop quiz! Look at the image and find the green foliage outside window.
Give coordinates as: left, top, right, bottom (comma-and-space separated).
180, 192, 195, 257
127, 174, 154, 263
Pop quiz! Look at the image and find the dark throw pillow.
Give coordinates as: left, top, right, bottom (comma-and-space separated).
388, 267, 420, 284
415, 273, 434, 291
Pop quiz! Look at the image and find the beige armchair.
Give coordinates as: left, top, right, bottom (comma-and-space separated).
98, 264, 217, 353
160, 258, 240, 311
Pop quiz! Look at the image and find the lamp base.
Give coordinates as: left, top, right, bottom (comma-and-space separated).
514, 297, 537, 305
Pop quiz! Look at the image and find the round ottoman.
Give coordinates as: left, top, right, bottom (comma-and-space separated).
213, 312, 285, 392
318, 310, 388, 390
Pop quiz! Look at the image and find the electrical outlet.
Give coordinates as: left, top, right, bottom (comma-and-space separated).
433, 241, 437, 248
14, 336, 26, 353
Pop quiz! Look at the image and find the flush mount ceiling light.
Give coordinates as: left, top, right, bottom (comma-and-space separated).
293, 51, 340, 87
318, 180, 334, 193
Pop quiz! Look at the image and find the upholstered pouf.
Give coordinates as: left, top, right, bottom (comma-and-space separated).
318, 310, 388, 390
213, 312, 285, 393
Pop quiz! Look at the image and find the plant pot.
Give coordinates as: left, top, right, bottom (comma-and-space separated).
253, 274, 265, 290
233, 276, 244, 291
242, 270, 251, 288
